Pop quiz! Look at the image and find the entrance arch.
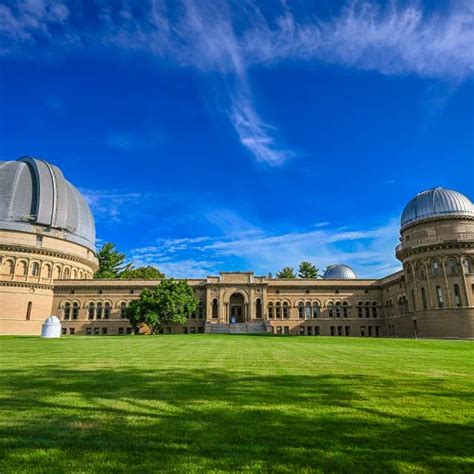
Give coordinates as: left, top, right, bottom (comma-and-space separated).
229, 292, 245, 323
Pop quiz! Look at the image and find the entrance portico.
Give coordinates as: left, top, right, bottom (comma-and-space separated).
229, 292, 245, 323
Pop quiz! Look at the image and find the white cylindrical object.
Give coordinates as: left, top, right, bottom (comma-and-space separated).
41, 316, 62, 338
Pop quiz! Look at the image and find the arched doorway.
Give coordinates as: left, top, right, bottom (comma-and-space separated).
229, 293, 245, 323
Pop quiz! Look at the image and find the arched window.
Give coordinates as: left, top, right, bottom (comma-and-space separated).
436, 286, 444, 308
421, 287, 427, 310
212, 298, 219, 319
365, 302, 371, 318
198, 303, 205, 319
72, 302, 79, 320
26, 302, 32, 320
432, 259, 441, 276
357, 302, 363, 318
96, 302, 103, 319
3, 259, 14, 275
63, 268, 70, 279
53, 266, 61, 279
453, 284, 462, 307
88, 303, 95, 320
64, 302, 71, 320
335, 302, 341, 318
298, 302, 304, 319
327, 302, 334, 318
464, 258, 473, 274
282, 302, 289, 319
448, 259, 458, 275
42, 264, 52, 279
372, 302, 378, 318
398, 297, 404, 315
268, 302, 274, 319
275, 302, 281, 319
406, 265, 413, 280
18, 261, 27, 276
104, 302, 111, 319
120, 302, 127, 318
313, 303, 319, 318
305, 302, 312, 319
342, 302, 349, 318
418, 264, 426, 278
72, 269, 78, 279
31, 262, 40, 277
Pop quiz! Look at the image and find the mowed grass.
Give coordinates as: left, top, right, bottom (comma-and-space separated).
0, 335, 473, 473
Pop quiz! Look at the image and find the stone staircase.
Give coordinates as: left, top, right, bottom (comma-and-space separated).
206, 321, 270, 334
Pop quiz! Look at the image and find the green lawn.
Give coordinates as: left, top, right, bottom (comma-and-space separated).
0, 335, 473, 473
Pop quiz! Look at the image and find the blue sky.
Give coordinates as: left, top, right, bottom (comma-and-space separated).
1, 0, 473, 278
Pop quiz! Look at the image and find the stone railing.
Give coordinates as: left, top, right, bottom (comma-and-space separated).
396, 232, 474, 254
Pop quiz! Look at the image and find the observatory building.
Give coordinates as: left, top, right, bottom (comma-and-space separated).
1, 157, 473, 338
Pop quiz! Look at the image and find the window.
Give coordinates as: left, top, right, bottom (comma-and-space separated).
96, 302, 103, 319
432, 260, 441, 276
307, 326, 313, 335
305, 302, 311, 319
312, 303, 319, 318
358, 302, 363, 318
268, 303, 274, 319
463, 258, 473, 274
411, 290, 416, 311
18, 261, 27, 276
421, 287, 427, 310
283, 302, 289, 319
118, 327, 124, 335
26, 301, 32, 320
448, 259, 458, 275
88, 303, 95, 320
360, 326, 366, 337
375, 326, 380, 337
328, 302, 334, 318
62, 328, 67, 335
453, 284, 462, 307
63, 268, 70, 279
335, 302, 341, 318
104, 302, 111, 319
337, 326, 342, 336
31, 262, 40, 277
69, 328, 75, 335
198, 326, 204, 333
368, 326, 373, 337
3, 259, 14, 275
372, 302, 378, 318
212, 298, 219, 318
298, 302, 304, 319
436, 286, 444, 308
299, 327, 305, 335
365, 302, 371, 318
101, 328, 108, 335
126, 327, 132, 334
276, 302, 281, 319
198, 303, 204, 319
86, 327, 92, 335
342, 302, 349, 318
345, 326, 350, 336
314, 326, 320, 336
121, 302, 127, 318
330, 326, 335, 336
64, 302, 71, 320
94, 328, 100, 335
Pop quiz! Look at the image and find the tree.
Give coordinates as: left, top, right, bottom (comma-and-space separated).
95, 243, 132, 278
298, 261, 319, 279
119, 266, 165, 280
124, 279, 199, 334
276, 266, 297, 278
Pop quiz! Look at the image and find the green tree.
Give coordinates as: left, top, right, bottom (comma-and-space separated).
125, 279, 199, 334
298, 261, 319, 279
276, 266, 297, 278
95, 242, 132, 278
120, 266, 165, 280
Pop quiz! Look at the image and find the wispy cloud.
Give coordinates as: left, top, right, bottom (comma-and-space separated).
106, 132, 164, 151
129, 218, 401, 279
2, 0, 473, 162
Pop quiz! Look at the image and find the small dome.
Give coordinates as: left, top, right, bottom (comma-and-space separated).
0, 156, 96, 252
323, 264, 357, 279
44, 316, 61, 325
401, 187, 474, 230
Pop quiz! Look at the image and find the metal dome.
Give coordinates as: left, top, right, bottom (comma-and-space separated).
323, 264, 357, 279
0, 156, 96, 252
401, 187, 474, 230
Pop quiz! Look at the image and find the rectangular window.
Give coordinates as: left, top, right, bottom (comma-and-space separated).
69, 327, 75, 335
94, 327, 100, 335
101, 328, 107, 335
368, 326, 373, 337
126, 327, 132, 334
198, 327, 204, 333
61, 328, 67, 335
299, 327, 305, 335
284, 326, 289, 335
345, 326, 350, 336
436, 286, 444, 308
337, 326, 342, 336
330, 326, 335, 336
314, 326, 320, 336
118, 327, 124, 335
361, 326, 365, 337
375, 326, 380, 337
190, 327, 196, 334
307, 326, 313, 336
86, 327, 92, 335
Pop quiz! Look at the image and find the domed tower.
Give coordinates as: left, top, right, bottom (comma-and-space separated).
0, 156, 98, 334
323, 264, 357, 279
396, 187, 474, 338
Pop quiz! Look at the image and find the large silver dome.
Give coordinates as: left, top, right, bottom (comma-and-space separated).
0, 156, 96, 252
401, 187, 474, 230
323, 264, 357, 279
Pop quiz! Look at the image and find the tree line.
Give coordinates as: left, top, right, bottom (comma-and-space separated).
274, 261, 320, 279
